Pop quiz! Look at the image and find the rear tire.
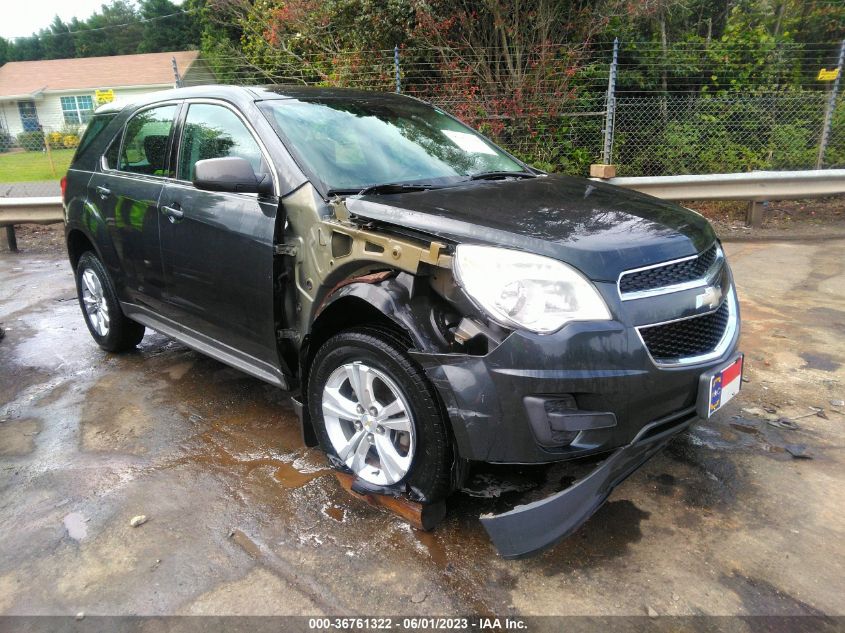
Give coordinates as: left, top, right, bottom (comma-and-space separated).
307, 327, 453, 503
75, 251, 145, 352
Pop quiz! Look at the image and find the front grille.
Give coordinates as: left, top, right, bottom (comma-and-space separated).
639, 299, 730, 362
620, 243, 719, 295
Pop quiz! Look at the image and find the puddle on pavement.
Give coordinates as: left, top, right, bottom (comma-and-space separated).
322, 504, 346, 522
412, 529, 453, 570
0, 418, 40, 455
173, 436, 327, 489
384, 519, 503, 615
163, 360, 195, 380
63, 512, 88, 541
273, 462, 323, 489
80, 373, 160, 455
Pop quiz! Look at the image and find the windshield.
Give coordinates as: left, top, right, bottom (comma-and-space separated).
259, 96, 526, 193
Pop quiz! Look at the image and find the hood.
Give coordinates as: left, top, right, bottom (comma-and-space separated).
344, 174, 716, 282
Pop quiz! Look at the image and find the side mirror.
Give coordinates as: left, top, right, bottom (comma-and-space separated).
193, 157, 273, 195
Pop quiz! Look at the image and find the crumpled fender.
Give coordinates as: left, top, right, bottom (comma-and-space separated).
312, 272, 454, 355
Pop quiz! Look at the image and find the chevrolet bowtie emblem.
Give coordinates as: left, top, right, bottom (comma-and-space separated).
696, 285, 723, 310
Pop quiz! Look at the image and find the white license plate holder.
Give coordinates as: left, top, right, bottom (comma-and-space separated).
696, 353, 744, 419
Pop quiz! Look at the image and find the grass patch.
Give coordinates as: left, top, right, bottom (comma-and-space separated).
0, 149, 75, 182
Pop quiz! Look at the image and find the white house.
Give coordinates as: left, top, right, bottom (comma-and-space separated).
0, 50, 210, 139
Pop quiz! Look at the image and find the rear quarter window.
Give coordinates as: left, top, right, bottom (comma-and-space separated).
71, 113, 117, 167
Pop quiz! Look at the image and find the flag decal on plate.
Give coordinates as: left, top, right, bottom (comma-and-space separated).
708, 356, 743, 416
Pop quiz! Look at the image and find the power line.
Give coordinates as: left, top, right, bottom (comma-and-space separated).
5, 8, 194, 42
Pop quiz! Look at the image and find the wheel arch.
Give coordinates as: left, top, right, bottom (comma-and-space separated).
66, 228, 98, 270
302, 275, 453, 380
65, 195, 120, 275
296, 274, 457, 449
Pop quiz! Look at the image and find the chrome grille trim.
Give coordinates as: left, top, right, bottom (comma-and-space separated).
618, 243, 724, 301
635, 286, 738, 368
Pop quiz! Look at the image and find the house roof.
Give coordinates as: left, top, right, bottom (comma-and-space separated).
0, 50, 199, 98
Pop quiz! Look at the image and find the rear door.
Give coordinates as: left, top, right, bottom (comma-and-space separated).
158, 100, 281, 368
87, 103, 180, 309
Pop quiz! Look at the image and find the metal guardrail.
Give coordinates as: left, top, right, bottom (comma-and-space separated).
599, 169, 845, 201
599, 169, 845, 227
0, 196, 64, 252
0, 196, 64, 226
1, 169, 844, 250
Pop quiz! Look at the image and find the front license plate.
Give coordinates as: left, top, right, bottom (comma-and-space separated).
698, 354, 743, 419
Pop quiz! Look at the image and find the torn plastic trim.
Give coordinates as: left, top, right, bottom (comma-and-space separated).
480, 406, 697, 559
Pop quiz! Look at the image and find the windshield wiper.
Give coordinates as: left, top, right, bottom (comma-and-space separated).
468, 171, 538, 181
356, 182, 438, 196
326, 182, 437, 197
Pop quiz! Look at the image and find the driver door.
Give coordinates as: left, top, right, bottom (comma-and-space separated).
158, 101, 281, 371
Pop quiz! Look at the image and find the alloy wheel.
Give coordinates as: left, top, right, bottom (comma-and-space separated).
81, 267, 110, 337
321, 361, 415, 486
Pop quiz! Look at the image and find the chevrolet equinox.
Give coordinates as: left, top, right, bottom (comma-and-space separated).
62, 86, 742, 558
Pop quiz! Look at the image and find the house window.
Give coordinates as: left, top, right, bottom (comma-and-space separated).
60, 96, 95, 124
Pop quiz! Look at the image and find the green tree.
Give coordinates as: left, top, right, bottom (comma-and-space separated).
8, 36, 44, 61
230, 0, 418, 85
40, 16, 76, 59
138, 0, 198, 53
73, 1, 142, 57
179, 0, 243, 82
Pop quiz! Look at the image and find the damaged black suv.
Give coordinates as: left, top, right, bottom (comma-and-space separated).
63, 85, 742, 558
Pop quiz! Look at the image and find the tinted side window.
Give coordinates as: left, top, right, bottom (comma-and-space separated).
119, 105, 178, 176
178, 104, 265, 182
72, 113, 116, 165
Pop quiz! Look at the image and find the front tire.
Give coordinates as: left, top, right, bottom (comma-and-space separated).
307, 327, 453, 503
75, 251, 145, 352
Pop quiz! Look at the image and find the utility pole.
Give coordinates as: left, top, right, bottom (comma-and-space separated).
172, 57, 183, 89
816, 39, 845, 169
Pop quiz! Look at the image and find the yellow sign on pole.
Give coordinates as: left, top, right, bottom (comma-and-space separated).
817, 68, 840, 81
95, 89, 115, 105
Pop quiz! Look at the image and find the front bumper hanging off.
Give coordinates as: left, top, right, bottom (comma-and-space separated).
480, 409, 696, 559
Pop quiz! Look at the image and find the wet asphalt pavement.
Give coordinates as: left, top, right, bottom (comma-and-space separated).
0, 238, 843, 617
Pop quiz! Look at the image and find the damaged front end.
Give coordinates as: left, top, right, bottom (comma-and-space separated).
279, 184, 731, 560
479, 409, 696, 559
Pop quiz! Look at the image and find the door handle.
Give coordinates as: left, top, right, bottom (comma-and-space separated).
161, 204, 184, 223
95, 185, 111, 199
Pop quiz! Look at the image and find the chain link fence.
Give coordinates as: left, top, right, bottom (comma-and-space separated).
827, 95, 845, 168
0, 93, 98, 196
1, 40, 843, 198
613, 92, 836, 176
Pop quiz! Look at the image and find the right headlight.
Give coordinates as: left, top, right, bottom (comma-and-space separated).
453, 244, 612, 334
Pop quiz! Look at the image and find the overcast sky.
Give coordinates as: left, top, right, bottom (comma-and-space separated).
1, 1, 183, 40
